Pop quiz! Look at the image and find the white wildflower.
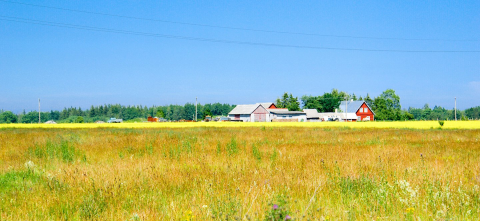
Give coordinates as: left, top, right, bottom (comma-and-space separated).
24, 161, 35, 170
396, 180, 418, 207
130, 213, 140, 221
46, 172, 54, 181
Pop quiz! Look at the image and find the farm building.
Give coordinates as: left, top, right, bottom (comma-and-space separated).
307, 101, 375, 122
228, 103, 270, 122
107, 118, 123, 123
260, 102, 278, 109
269, 109, 307, 122
339, 100, 375, 121
318, 112, 356, 121
303, 109, 320, 121
147, 116, 159, 122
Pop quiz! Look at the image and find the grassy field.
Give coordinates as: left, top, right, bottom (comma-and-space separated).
0, 126, 479, 220
0, 120, 479, 129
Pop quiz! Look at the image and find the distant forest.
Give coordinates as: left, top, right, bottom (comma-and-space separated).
0, 103, 236, 123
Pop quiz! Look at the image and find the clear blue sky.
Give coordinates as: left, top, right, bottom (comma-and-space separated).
1, 0, 479, 113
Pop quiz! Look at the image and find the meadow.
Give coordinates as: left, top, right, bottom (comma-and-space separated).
0, 125, 479, 220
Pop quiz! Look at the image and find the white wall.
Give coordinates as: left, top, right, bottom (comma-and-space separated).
241, 114, 252, 122
228, 114, 252, 122
271, 114, 307, 122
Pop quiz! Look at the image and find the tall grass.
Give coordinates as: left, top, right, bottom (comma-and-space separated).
0, 127, 479, 220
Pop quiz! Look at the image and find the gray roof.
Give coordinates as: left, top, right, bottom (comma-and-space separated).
229, 104, 266, 115
258, 102, 275, 108
268, 108, 289, 112
339, 101, 375, 115
303, 109, 320, 118
228, 102, 277, 115
270, 110, 306, 115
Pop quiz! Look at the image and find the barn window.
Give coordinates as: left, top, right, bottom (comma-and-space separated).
359, 108, 363, 113
364, 108, 368, 113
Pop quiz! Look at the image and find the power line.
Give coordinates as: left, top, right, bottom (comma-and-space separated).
1, 16, 479, 53
1, 0, 478, 42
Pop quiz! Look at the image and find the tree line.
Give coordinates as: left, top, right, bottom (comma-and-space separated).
275, 89, 480, 121
0, 103, 236, 123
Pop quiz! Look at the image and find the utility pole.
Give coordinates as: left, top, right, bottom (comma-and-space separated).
344, 96, 348, 121
455, 97, 457, 121
38, 98, 41, 123
195, 97, 198, 122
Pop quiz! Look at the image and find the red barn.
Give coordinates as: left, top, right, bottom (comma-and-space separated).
339, 101, 375, 121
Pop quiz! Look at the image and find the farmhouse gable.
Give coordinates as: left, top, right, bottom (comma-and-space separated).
339, 101, 375, 121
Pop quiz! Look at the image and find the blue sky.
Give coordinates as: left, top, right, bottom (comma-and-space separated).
1, 0, 479, 113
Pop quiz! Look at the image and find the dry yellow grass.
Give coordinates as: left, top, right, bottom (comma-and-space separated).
0, 127, 479, 220
0, 120, 479, 129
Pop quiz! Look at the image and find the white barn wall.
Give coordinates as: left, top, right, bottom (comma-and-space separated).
271, 114, 307, 122
240, 114, 251, 122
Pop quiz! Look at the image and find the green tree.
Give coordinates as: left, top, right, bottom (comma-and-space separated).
170, 105, 185, 121
301, 89, 348, 112
0, 111, 18, 123
330, 89, 348, 100
50, 110, 60, 121
408, 107, 423, 120
21, 111, 40, 123
319, 93, 341, 112
156, 109, 165, 118
276, 92, 300, 111
351, 93, 358, 101
429, 105, 448, 120
401, 110, 414, 120
275, 92, 290, 108
287, 94, 300, 111
379, 89, 401, 110
364, 94, 374, 108
89, 105, 96, 118
422, 104, 432, 120
76, 116, 84, 123
203, 108, 213, 119
184, 103, 195, 120
301, 95, 322, 111
373, 98, 389, 120
465, 106, 480, 120
372, 89, 401, 120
